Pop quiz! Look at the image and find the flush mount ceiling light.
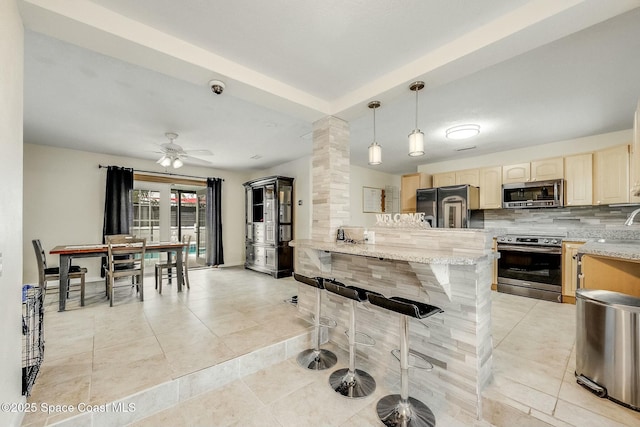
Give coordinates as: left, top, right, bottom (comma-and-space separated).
446, 124, 481, 140
368, 100, 382, 165
408, 81, 425, 157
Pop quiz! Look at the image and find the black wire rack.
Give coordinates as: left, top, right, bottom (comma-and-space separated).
22, 285, 44, 396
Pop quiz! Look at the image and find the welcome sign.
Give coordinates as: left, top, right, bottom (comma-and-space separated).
375, 212, 431, 228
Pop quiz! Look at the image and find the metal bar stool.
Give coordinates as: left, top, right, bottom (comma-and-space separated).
367, 293, 443, 427
323, 279, 378, 398
293, 273, 338, 370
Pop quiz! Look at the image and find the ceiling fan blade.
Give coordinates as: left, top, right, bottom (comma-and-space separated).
185, 155, 213, 165
185, 149, 213, 156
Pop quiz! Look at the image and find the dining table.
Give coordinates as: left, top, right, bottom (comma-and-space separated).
50, 241, 188, 311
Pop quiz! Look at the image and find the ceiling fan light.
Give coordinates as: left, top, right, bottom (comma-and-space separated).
368, 142, 382, 165
446, 124, 480, 140
408, 130, 425, 157
172, 157, 183, 169
159, 155, 172, 167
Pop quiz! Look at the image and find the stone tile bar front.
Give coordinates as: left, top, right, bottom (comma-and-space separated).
290, 227, 495, 419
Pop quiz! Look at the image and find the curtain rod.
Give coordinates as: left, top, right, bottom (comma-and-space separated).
98, 164, 223, 181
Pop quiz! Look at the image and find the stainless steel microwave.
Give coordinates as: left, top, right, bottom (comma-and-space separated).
502, 179, 564, 208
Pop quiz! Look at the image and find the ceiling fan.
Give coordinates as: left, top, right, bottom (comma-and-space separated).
155, 132, 213, 169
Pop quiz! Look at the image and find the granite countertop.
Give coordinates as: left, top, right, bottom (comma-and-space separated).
290, 239, 495, 265
577, 240, 640, 262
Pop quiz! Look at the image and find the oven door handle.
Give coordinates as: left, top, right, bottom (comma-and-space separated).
497, 244, 562, 254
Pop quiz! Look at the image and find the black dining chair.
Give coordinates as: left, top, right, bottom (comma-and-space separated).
32, 239, 87, 306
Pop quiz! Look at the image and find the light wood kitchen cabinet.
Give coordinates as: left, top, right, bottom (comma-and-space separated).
503, 157, 563, 184
531, 157, 564, 181
562, 241, 584, 304
432, 172, 456, 188
401, 172, 431, 213
580, 254, 640, 298
564, 153, 593, 206
455, 168, 480, 187
502, 163, 530, 184
479, 166, 502, 209
593, 144, 630, 205
630, 100, 640, 202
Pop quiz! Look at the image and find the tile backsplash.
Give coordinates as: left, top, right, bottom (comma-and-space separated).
483, 204, 640, 239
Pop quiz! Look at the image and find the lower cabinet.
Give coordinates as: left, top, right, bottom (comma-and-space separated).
561, 241, 585, 304
245, 244, 292, 278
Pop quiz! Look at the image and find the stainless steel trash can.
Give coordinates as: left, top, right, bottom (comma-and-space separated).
575, 289, 640, 411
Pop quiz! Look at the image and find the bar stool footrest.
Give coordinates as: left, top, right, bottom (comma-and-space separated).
311, 314, 338, 328
391, 349, 434, 371
345, 329, 376, 347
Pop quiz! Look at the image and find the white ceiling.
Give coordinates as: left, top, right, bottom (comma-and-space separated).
19, 0, 640, 174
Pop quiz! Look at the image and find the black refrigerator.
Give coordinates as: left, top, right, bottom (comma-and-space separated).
416, 184, 483, 228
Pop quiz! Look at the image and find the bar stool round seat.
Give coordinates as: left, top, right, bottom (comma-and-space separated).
293, 273, 338, 370
367, 293, 443, 427
324, 279, 378, 399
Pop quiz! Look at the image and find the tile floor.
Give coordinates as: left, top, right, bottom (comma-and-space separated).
21, 267, 640, 427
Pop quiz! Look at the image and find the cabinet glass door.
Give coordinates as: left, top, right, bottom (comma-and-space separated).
279, 184, 292, 223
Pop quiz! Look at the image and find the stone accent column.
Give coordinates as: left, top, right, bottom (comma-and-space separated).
311, 116, 350, 242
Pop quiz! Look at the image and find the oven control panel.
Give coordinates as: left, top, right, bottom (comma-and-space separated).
497, 235, 563, 247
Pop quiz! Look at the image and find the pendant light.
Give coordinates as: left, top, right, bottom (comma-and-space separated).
368, 101, 382, 165
408, 81, 425, 157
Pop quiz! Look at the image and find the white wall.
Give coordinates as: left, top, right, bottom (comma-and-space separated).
349, 165, 401, 227
418, 129, 633, 174
1, 1, 25, 425
23, 144, 251, 284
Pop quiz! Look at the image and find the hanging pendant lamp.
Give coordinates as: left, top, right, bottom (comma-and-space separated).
408, 81, 425, 157
368, 101, 382, 165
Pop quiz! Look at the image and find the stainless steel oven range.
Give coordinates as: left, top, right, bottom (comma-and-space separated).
496, 235, 564, 302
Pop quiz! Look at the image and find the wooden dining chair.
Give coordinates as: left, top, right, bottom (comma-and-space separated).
105, 237, 146, 306
155, 235, 191, 294
32, 239, 87, 306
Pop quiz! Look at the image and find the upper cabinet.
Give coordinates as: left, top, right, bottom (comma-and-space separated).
502, 163, 530, 184
432, 172, 456, 188
631, 100, 640, 202
401, 172, 431, 213
433, 169, 479, 187
455, 168, 480, 187
531, 157, 564, 181
479, 166, 502, 209
593, 144, 630, 205
564, 153, 593, 206
502, 157, 563, 184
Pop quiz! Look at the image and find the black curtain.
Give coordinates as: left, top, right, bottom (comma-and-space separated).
205, 177, 224, 266
102, 166, 134, 275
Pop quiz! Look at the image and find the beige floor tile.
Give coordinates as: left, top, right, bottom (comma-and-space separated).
241, 359, 316, 405
554, 399, 630, 427
92, 335, 164, 372
558, 375, 640, 426
268, 374, 381, 427
89, 353, 173, 404
181, 381, 266, 426
127, 404, 188, 427
162, 334, 236, 378
226, 406, 284, 427
492, 348, 564, 396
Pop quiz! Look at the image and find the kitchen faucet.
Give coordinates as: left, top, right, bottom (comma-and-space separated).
624, 208, 640, 226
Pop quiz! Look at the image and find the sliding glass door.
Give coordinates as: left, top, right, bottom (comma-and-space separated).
132, 183, 207, 268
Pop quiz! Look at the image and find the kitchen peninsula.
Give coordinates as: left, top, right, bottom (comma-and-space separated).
291, 226, 496, 419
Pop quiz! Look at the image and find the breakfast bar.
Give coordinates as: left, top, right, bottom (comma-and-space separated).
291, 226, 496, 419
